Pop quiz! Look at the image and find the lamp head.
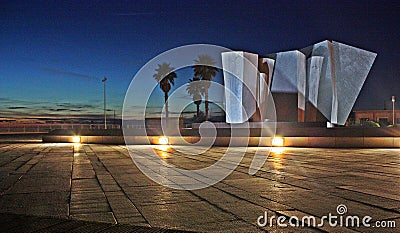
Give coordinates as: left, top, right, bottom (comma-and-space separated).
72, 136, 81, 143
158, 137, 169, 145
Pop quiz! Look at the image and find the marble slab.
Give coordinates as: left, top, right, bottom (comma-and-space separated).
332, 41, 377, 125
271, 50, 305, 94
222, 51, 259, 123
311, 40, 336, 123
306, 56, 324, 108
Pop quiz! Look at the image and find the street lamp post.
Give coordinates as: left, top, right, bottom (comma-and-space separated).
102, 77, 107, 129
113, 109, 116, 129
392, 96, 396, 126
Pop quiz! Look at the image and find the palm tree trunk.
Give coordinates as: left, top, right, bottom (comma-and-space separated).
196, 103, 200, 118
164, 92, 169, 119
205, 90, 209, 121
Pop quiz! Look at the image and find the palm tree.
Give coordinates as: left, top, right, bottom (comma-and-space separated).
186, 76, 204, 119
153, 63, 177, 119
192, 55, 218, 121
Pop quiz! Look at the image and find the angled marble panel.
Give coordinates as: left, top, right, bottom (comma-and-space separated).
258, 73, 267, 120
311, 40, 336, 123
297, 55, 306, 111
259, 58, 275, 121
271, 50, 305, 93
306, 56, 324, 108
332, 41, 377, 125
257, 73, 267, 107
262, 58, 275, 85
222, 51, 258, 123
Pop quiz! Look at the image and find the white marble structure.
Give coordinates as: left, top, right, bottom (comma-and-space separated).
222, 51, 259, 123
306, 56, 324, 108
332, 41, 377, 125
221, 40, 377, 126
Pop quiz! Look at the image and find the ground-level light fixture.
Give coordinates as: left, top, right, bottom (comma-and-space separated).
72, 136, 81, 143
158, 136, 169, 145
271, 137, 284, 147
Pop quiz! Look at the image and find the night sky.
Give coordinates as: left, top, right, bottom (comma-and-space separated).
1, 0, 399, 121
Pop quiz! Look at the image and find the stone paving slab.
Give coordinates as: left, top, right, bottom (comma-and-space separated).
0, 143, 399, 232
0, 213, 191, 232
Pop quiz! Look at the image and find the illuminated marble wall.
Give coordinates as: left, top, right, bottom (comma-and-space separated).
222, 40, 377, 125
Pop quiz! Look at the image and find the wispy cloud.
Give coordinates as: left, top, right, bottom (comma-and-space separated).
42, 67, 99, 80
147, 110, 197, 115
0, 97, 50, 106
56, 103, 97, 109
48, 108, 84, 112
0, 97, 104, 120
7, 106, 28, 109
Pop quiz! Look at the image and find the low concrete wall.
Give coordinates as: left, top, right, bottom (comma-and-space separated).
42, 135, 400, 148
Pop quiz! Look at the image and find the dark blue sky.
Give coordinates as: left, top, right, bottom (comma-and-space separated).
1, 0, 399, 120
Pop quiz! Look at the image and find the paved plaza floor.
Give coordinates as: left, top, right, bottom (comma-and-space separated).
0, 143, 399, 232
